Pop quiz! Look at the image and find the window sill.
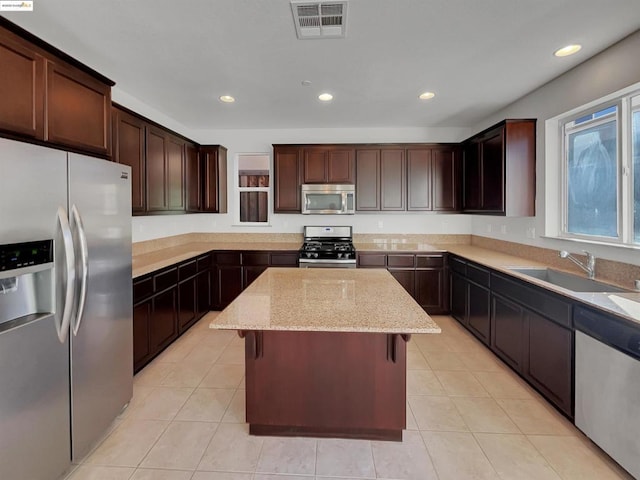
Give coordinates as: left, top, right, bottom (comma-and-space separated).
541, 235, 640, 251
232, 223, 272, 227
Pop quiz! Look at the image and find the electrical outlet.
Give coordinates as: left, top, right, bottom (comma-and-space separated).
526, 227, 536, 239
501, 225, 507, 234
377, 221, 384, 229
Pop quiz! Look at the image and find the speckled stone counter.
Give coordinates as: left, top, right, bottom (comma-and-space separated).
207, 268, 440, 333
355, 242, 447, 252
132, 241, 301, 278
441, 244, 640, 326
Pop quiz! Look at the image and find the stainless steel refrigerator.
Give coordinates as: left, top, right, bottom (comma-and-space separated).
0, 138, 133, 480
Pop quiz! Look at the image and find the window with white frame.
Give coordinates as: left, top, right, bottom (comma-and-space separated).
237, 154, 270, 224
560, 91, 640, 246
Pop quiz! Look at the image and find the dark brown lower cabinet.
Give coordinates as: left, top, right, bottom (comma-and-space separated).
448, 257, 491, 344
524, 310, 573, 416
178, 277, 197, 333
468, 282, 490, 345
357, 252, 448, 315
245, 330, 406, 440
150, 287, 178, 352
196, 269, 211, 316
450, 271, 467, 324
491, 294, 526, 371
389, 269, 415, 297
216, 265, 243, 309
133, 300, 152, 372
450, 257, 574, 419
244, 266, 268, 289
416, 269, 448, 313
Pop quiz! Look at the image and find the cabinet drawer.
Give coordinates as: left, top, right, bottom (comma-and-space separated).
387, 254, 415, 268
154, 267, 178, 292
216, 252, 241, 265
357, 253, 386, 267
416, 254, 445, 268
270, 252, 299, 267
133, 276, 153, 302
467, 263, 490, 287
492, 273, 572, 328
178, 260, 197, 280
449, 256, 466, 275
242, 252, 270, 266
197, 253, 212, 271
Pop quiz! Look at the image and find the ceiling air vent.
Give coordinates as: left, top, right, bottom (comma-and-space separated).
290, 1, 348, 39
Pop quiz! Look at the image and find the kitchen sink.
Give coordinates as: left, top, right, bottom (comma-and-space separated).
508, 268, 628, 293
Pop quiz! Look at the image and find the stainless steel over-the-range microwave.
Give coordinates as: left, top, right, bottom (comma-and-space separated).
301, 184, 355, 215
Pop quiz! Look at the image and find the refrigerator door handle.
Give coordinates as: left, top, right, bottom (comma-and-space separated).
56, 207, 76, 344
70, 204, 89, 336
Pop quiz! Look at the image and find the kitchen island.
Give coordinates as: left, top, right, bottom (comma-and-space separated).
207, 267, 440, 441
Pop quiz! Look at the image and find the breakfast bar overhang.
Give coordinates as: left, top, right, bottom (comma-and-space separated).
207, 268, 440, 441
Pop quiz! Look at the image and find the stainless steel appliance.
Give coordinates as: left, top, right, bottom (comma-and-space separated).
574, 306, 640, 479
0, 138, 132, 480
301, 184, 355, 214
299, 225, 356, 268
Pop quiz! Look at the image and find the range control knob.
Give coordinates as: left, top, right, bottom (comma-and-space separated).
338, 253, 343, 259
313, 253, 319, 258
306, 252, 312, 258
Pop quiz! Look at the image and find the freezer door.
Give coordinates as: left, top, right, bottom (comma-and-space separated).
0, 314, 71, 480
0, 138, 72, 478
0, 138, 68, 243
68, 153, 133, 460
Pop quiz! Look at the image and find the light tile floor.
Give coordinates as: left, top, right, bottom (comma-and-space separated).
64, 314, 635, 480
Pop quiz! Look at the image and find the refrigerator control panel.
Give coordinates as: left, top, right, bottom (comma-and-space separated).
0, 240, 53, 272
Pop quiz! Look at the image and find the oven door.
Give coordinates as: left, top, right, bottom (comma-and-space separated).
299, 259, 356, 268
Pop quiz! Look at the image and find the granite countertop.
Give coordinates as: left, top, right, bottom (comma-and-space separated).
440, 244, 640, 327
355, 242, 446, 252
132, 237, 640, 327
206, 268, 441, 334
132, 241, 301, 278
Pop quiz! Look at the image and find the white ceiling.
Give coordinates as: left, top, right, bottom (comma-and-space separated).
4, 0, 640, 130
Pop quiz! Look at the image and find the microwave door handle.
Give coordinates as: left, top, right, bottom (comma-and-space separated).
342, 192, 348, 213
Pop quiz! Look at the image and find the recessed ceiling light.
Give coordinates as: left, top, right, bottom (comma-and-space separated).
419, 92, 435, 100
318, 93, 333, 102
554, 44, 582, 57
219, 95, 235, 103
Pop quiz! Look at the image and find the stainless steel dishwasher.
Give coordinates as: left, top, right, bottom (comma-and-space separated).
574, 305, 640, 479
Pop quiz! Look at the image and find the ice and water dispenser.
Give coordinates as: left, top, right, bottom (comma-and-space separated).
0, 240, 55, 332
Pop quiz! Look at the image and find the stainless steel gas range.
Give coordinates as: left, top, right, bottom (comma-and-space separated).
298, 226, 356, 268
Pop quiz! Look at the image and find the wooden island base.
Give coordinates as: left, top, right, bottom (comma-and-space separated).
241, 330, 409, 441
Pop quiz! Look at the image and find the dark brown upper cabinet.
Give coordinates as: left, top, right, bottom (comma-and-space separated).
275, 143, 462, 213
355, 149, 381, 211
166, 135, 185, 211
302, 146, 355, 184
407, 146, 461, 212
274, 145, 302, 212
462, 119, 536, 216
45, 61, 111, 156
112, 106, 146, 213
0, 18, 113, 156
355, 147, 406, 211
0, 31, 44, 139
200, 145, 228, 213
146, 126, 169, 212
145, 129, 185, 212
432, 147, 461, 211
185, 143, 201, 212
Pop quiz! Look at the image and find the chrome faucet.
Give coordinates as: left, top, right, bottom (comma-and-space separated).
559, 250, 595, 279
